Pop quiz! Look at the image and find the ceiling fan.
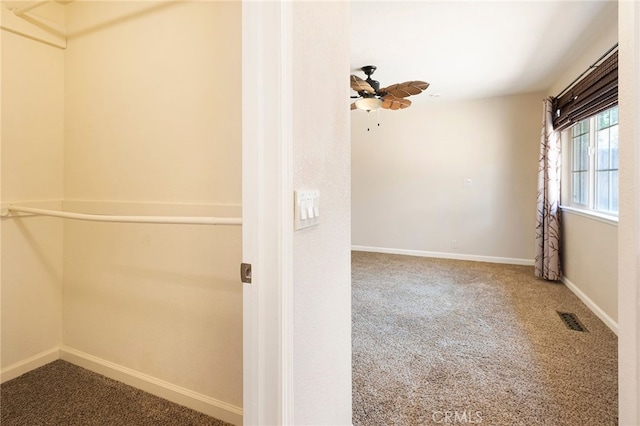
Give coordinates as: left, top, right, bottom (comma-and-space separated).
350, 65, 429, 112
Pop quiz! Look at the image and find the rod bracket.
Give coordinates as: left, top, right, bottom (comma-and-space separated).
241, 263, 252, 284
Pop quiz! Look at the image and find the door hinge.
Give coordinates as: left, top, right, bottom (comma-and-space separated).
240, 263, 252, 284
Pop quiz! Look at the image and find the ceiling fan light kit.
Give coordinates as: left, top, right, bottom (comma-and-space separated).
355, 97, 382, 111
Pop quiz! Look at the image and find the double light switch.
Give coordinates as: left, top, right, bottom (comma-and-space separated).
294, 190, 320, 230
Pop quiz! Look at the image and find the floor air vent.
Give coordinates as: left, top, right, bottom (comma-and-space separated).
557, 311, 588, 332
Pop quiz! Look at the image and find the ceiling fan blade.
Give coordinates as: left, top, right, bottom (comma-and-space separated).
381, 81, 430, 98
381, 96, 412, 110
350, 75, 375, 94
381, 100, 399, 110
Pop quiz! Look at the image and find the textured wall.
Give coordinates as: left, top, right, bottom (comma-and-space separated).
61, 0, 242, 411
292, 2, 352, 424
560, 212, 617, 322
1, 22, 64, 372
64, 1, 241, 205
352, 92, 542, 263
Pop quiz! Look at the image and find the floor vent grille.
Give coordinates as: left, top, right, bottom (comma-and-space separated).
557, 311, 588, 332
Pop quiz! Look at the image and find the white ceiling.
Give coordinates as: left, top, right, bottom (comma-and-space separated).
350, 0, 617, 103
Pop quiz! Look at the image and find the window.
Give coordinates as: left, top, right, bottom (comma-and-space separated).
568, 106, 619, 215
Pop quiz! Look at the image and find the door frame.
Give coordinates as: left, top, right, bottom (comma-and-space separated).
241, 2, 640, 425
618, 2, 640, 424
242, 2, 294, 425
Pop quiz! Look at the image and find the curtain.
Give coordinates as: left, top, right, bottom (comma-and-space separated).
535, 98, 561, 280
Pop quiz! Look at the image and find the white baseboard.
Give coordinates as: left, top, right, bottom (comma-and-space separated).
1, 347, 60, 383
561, 276, 619, 335
352, 245, 534, 266
59, 346, 242, 426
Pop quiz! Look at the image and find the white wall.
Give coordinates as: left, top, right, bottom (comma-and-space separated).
551, 13, 618, 329
292, 2, 352, 425
559, 212, 617, 323
63, 1, 241, 204
1, 4, 65, 378
61, 2, 242, 422
352, 92, 542, 264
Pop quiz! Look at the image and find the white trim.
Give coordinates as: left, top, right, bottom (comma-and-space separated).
561, 276, 619, 335
242, 2, 293, 425
279, 1, 294, 424
565, 107, 620, 215
560, 205, 618, 226
63, 200, 242, 212
0, 347, 60, 383
352, 245, 534, 266
242, 3, 262, 424
617, 3, 640, 422
59, 346, 242, 426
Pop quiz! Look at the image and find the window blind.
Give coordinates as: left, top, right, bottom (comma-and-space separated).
552, 48, 618, 131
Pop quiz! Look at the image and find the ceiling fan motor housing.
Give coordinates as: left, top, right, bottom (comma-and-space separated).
361, 65, 380, 93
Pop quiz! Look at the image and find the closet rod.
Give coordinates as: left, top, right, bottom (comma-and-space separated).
1, 205, 242, 226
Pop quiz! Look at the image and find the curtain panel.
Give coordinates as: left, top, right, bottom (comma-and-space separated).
535, 98, 561, 281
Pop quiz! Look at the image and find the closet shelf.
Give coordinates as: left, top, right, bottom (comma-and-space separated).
2, 1, 67, 49
0, 205, 242, 226
12, 1, 50, 16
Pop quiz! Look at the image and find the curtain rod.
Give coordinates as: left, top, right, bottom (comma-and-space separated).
554, 43, 618, 100
0, 205, 242, 226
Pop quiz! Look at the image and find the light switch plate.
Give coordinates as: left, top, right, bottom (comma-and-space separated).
294, 190, 320, 230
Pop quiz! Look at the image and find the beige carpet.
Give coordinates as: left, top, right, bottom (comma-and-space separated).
352, 251, 618, 426
0, 360, 232, 426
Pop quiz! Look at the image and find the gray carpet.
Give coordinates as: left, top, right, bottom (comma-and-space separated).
352, 251, 618, 426
0, 360, 233, 426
